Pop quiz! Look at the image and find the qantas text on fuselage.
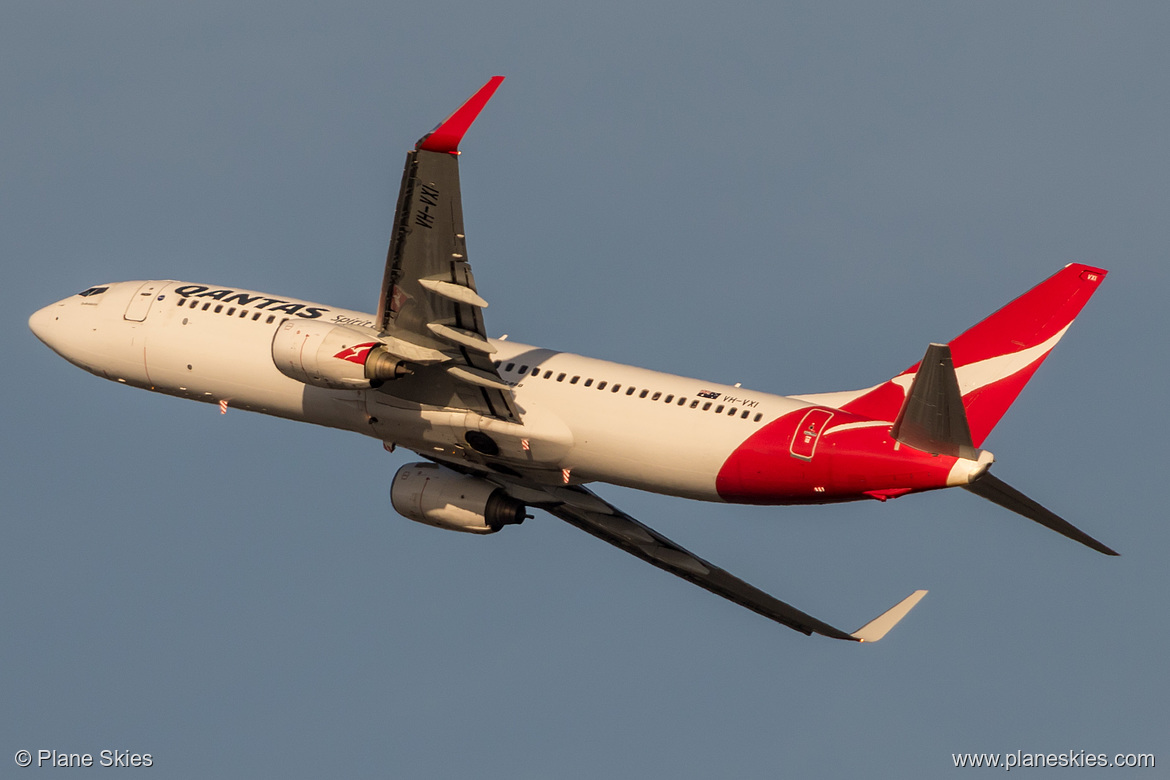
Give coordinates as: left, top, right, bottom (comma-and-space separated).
29, 77, 1115, 642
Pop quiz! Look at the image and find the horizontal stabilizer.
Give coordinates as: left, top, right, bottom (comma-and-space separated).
891, 343, 977, 459
851, 590, 928, 643
963, 472, 1118, 556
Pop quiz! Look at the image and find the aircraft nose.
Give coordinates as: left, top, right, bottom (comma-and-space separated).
29, 302, 67, 354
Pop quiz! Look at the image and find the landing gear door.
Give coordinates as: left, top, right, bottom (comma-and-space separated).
124, 282, 161, 322
789, 408, 833, 461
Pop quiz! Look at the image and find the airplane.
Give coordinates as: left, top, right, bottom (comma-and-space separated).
28, 76, 1116, 642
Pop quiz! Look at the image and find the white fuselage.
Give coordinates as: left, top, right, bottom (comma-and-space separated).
30, 280, 813, 501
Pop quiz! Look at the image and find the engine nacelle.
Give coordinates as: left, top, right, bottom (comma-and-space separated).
271, 320, 407, 390
391, 462, 527, 534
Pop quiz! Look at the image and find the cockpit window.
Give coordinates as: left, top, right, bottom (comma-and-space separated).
77, 286, 108, 297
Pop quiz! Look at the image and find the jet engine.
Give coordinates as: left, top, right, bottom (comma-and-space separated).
271, 320, 407, 390
391, 462, 527, 534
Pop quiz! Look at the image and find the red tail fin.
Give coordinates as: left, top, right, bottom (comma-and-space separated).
825, 264, 1107, 446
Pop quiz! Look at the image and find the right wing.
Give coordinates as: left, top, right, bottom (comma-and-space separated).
499, 478, 926, 641
374, 77, 519, 422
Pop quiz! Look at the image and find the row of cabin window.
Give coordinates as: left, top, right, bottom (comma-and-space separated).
176, 296, 284, 324
492, 360, 763, 422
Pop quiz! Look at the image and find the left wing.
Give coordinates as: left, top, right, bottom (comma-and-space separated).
497, 478, 926, 641
374, 77, 518, 421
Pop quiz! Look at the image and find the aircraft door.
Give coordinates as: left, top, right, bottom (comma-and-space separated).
124, 282, 161, 322
789, 408, 833, 461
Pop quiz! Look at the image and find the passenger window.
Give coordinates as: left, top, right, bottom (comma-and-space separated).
214, 305, 223, 313
266, 315, 275, 323
597, 381, 606, 390
252, 312, 261, 320
570, 376, 580, 384
202, 303, 211, 311
691, 400, 700, 409
584, 379, 593, 387
678, 397, 686, 406
240, 310, 248, 318
639, 389, 649, 398
175, 298, 184, 306
543, 370, 553, 379
741, 410, 750, 419
715, 405, 724, 414
532, 367, 540, 376
227, 307, 236, 316
506, 363, 515, 372
556, 373, 566, 382
190, 300, 198, 308
754, 413, 763, 422
651, 392, 661, 401
664, 394, 673, 403
519, 365, 528, 373
728, 407, 737, 416
703, 402, 713, 411
626, 387, 636, 395
611, 384, 621, 393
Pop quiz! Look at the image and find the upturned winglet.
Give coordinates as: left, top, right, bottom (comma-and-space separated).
416, 76, 505, 154
851, 590, 928, 642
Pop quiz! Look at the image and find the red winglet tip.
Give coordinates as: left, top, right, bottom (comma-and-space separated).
417, 76, 505, 154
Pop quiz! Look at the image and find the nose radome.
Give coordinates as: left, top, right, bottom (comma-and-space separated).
29, 303, 59, 346
29, 299, 78, 359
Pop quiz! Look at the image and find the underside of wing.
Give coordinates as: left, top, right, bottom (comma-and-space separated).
374, 78, 518, 422
488, 475, 926, 641
550, 497, 853, 638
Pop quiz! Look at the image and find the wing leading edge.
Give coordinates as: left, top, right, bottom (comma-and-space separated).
514, 481, 926, 641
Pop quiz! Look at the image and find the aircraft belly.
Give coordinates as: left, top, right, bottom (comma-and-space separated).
365, 395, 471, 451
363, 395, 575, 476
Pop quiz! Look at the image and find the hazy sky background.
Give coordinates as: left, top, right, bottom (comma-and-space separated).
4, 3, 1167, 777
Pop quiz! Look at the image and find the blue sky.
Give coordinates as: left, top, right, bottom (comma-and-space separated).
4, 3, 1167, 777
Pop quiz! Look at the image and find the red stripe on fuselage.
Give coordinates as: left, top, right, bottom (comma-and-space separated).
716, 407, 960, 504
